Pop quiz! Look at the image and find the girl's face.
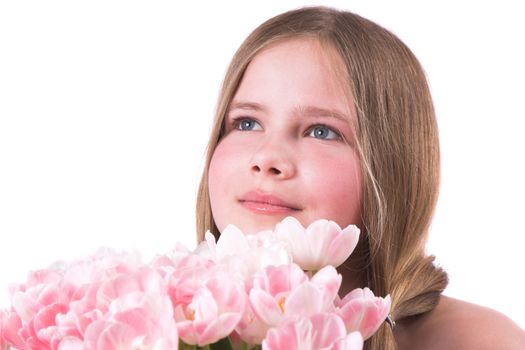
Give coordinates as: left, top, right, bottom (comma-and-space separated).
208, 38, 362, 234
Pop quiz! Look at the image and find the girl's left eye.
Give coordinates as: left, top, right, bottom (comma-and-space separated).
307, 125, 341, 140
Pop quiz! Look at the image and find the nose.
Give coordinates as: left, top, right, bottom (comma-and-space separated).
250, 138, 296, 179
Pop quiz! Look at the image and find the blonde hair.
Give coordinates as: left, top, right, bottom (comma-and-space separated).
196, 6, 448, 350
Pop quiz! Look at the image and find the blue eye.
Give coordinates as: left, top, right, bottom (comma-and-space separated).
308, 125, 340, 140
235, 118, 262, 131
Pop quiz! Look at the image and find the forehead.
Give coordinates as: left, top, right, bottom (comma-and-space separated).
233, 37, 355, 122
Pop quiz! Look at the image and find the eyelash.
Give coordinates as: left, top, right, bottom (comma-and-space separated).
305, 124, 342, 141
231, 117, 262, 131
229, 116, 343, 141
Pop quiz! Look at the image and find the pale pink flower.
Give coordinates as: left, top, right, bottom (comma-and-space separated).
195, 226, 291, 284
336, 287, 391, 339
0, 249, 170, 350
234, 297, 271, 346
60, 248, 142, 285
236, 264, 308, 344
0, 309, 24, 349
55, 336, 84, 349
82, 293, 178, 350
249, 265, 341, 330
62, 263, 176, 349
149, 242, 194, 279
53, 265, 167, 343
173, 269, 245, 346
275, 216, 360, 271
5, 277, 71, 349
0, 219, 388, 349
54, 282, 105, 339
309, 265, 343, 311
166, 254, 216, 307
262, 313, 363, 350
0, 310, 8, 350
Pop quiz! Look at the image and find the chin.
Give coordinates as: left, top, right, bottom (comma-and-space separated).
233, 217, 284, 235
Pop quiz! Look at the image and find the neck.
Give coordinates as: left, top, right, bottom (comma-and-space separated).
336, 245, 368, 296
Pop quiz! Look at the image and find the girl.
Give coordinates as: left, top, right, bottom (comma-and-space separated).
195, 6, 525, 350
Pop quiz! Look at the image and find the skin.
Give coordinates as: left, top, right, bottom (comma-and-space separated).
208, 38, 362, 235
207, 37, 525, 349
395, 295, 525, 349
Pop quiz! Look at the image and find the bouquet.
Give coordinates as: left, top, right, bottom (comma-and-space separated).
0, 217, 391, 350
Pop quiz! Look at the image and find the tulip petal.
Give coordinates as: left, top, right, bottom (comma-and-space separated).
285, 283, 323, 318
326, 225, 360, 267
250, 289, 283, 326
310, 266, 342, 309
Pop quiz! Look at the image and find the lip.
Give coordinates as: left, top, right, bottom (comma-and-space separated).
239, 191, 301, 215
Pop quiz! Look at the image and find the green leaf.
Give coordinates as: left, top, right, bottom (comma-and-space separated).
209, 337, 234, 350
179, 340, 197, 350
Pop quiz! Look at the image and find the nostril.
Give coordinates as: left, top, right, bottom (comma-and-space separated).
270, 167, 281, 175
251, 164, 282, 175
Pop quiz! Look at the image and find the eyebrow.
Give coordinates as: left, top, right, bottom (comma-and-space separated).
228, 101, 350, 122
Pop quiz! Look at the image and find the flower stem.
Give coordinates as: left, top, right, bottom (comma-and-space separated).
209, 337, 234, 350
179, 340, 197, 350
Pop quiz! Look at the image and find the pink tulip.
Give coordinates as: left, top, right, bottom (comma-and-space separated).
0, 221, 389, 349
335, 287, 391, 339
0, 310, 24, 349
236, 264, 308, 344
0, 310, 8, 350
95, 266, 165, 313
55, 336, 84, 349
275, 217, 360, 271
173, 269, 245, 346
56, 265, 165, 340
5, 278, 70, 349
195, 227, 292, 284
55, 282, 104, 337
149, 242, 193, 280
235, 297, 271, 345
64, 264, 176, 349
60, 248, 143, 289
262, 313, 363, 350
249, 265, 341, 329
310, 265, 343, 311
166, 255, 216, 307
1, 249, 179, 350
82, 293, 178, 350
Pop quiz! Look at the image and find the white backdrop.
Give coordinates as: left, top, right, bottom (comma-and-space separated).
1, 0, 524, 330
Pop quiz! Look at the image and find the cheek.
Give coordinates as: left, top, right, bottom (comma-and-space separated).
302, 150, 362, 226
209, 139, 245, 185
208, 140, 245, 229
208, 143, 231, 206
208, 150, 225, 230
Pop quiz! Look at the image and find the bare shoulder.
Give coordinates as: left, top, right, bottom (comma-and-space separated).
396, 295, 525, 350
435, 295, 525, 349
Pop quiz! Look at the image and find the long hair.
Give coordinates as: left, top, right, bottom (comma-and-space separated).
196, 6, 448, 349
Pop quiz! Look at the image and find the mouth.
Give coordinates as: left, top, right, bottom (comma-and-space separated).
239, 191, 301, 215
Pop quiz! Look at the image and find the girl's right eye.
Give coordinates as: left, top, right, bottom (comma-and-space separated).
233, 117, 262, 131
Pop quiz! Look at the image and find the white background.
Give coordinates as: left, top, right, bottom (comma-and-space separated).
1, 0, 524, 330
